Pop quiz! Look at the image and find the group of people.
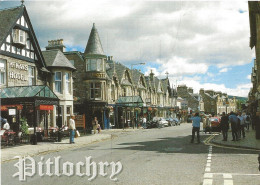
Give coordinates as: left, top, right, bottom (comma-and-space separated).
221, 111, 251, 141
190, 111, 253, 143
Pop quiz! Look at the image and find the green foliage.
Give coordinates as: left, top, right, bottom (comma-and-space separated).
20, 117, 29, 135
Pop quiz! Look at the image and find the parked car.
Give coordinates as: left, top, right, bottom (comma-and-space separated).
166, 118, 174, 126
158, 118, 169, 127
208, 117, 221, 132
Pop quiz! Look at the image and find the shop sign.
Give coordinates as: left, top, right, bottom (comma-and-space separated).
38, 105, 53, 110
1, 104, 23, 111
75, 114, 85, 128
8, 108, 16, 115
8, 62, 28, 81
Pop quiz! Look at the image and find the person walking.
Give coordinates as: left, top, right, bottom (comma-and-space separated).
229, 112, 238, 141
92, 117, 98, 134
238, 112, 246, 138
190, 113, 201, 144
142, 116, 147, 129
69, 115, 76, 144
220, 112, 229, 141
245, 113, 251, 130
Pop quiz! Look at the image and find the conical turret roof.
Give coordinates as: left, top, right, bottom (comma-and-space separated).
84, 23, 105, 56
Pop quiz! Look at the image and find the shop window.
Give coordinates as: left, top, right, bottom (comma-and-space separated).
55, 72, 62, 93
28, 66, 35, 85
0, 59, 6, 85
90, 82, 101, 100
65, 72, 70, 94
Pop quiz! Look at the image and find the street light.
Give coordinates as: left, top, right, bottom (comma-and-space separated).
131, 63, 145, 128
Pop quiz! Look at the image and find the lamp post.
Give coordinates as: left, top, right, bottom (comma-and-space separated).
131, 63, 145, 128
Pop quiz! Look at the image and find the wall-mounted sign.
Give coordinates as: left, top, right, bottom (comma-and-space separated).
8, 108, 16, 115
10, 62, 28, 71
86, 72, 106, 79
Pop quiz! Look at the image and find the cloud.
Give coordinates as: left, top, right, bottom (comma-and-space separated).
219, 68, 231, 73
247, 74, 251, 80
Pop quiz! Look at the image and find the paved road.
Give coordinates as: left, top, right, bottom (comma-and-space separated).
2, 123, 260, 185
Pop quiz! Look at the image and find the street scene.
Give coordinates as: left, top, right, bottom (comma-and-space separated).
1, 0, 260, 185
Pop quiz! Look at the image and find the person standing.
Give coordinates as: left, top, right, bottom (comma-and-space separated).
220, 112, 229, 141
142, 116, 147, 129
237, 112, 246, 138
69, 115, 76, 144
92, 117, 98, 134
229, 112, 238, 141
245, 113, 251, 130
190, 113, 201, 144
2, 119, 10, 130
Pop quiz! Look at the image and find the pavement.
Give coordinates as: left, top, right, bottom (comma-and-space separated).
0, 128, 141, 163
211, 128, 260, 150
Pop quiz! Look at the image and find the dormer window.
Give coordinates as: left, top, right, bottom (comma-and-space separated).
12, 29, 26, 46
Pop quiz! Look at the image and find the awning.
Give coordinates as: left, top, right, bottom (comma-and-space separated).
116, 96, 144, 107
0, 85, 59, 106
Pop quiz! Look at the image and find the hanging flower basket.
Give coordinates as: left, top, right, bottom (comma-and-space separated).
134, 108, 141, 113
148, 107, 152, 112
152, 108, 158, 114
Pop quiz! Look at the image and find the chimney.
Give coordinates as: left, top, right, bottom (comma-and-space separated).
149, 70, 154, 81
46, 39, 66, 52
188, 88, 193, 94
199, 88, 204, 95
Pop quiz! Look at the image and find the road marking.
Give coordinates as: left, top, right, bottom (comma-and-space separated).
224, 180, 233, 185
207, 160, 211, 163
205, 167, 211, 172
203, 179, 213, 185
207, 157, 211, 160
223, 174, 232, 178
204, 173, 213, 178
206, 163, 211, 167
208, 154, 212, 157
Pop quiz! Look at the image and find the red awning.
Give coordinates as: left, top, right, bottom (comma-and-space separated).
1, 105, 23, 111
38, 105, 53, 111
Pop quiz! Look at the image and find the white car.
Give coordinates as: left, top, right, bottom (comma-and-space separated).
158, 118, 169, 127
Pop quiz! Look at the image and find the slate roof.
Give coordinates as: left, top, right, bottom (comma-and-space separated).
84, 23, 105, 56
42, 50, 76, 70
0, 6, 23, 45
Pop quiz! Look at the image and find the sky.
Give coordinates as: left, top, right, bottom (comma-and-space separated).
0, 0, 255, 97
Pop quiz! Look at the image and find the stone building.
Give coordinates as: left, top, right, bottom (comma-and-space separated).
200, 89, 236, 115
42, 41, 76, 127
64, 23, 177, 129
248, 2, 260, 117
0, 4, 59, 142
177, 85, 204, 113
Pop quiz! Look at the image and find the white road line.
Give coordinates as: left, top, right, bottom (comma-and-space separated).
208, 154, 212, 157
205, 167, 211, 172
203, 179, 213, 185
204, 173, 213, 178
207, 157, 211, 160
207, 160, 211, 163
223, 174, 232, 179
206, 163, 211, 167
224, 180, 233, 185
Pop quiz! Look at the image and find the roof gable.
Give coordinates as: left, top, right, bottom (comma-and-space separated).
42, 50, 76, 70
0, 5, 48, 71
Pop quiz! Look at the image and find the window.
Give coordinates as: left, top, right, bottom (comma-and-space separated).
0, 59, 6, 85
87, 59, 103, 71
55, 72, 62, 93
65, 72, 70, 94
123, 88, 126, 96
28, 66, 35, 85
90, 82, 101, 100
13, 29, 26, 45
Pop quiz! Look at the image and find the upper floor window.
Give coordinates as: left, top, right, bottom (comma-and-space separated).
55, 72, 62, 93
0, 59, 6, 85
65, 72, 70, 94
28, 66, 35, 85
90, 82, 101, 100
86, 59, 103, 71
12, 29, 26, 45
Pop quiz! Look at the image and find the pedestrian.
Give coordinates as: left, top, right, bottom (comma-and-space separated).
229, 111, 238, 141
220, 112, 229, 141
131, 116, 135, 129
69, 115, 76, 144
120, 116, 125, 129
2, 119, 10, 130
142, 116, 147, 129
245, 113, 251, 130
92, 117, 98, 134
190, 112, 201, 144
206, 114, 212, 134
202, 115, 207, 133
237, 112, 246, 138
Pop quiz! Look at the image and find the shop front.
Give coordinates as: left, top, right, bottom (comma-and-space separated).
0, 85, 59, 145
